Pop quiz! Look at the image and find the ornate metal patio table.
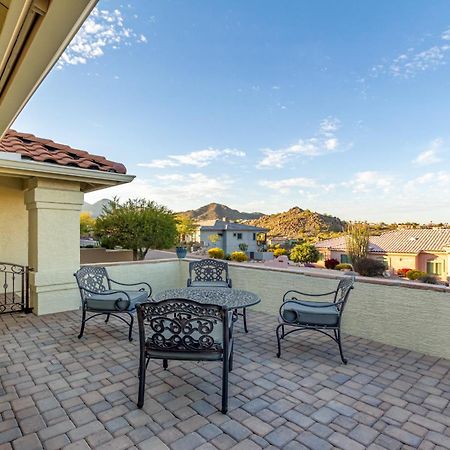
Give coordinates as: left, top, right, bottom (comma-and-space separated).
154, 287, 260, 310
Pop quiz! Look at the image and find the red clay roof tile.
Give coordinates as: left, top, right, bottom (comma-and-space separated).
0, 130, 127, 174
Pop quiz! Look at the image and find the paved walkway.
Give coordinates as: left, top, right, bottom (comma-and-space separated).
1, 310, 450, 449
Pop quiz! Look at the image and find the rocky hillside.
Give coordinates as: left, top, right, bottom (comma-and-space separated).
180, 203, 263, 221
247, 207, 346, 239
82, 199, 111, 217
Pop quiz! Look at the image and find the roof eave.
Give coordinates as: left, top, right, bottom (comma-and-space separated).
0, 158, 134, 192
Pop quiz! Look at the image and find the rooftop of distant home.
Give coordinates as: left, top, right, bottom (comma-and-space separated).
316, 228, 450, 253
200, 220, 268, 233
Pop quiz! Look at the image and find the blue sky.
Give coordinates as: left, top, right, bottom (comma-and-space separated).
13, 0, 450, 222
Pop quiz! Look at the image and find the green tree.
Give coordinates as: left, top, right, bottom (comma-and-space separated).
176, 215, 197, 245
80, 212, 96, 235
345, 222, 369, 272
95, 197, 178, 260
289, 243, 320, 263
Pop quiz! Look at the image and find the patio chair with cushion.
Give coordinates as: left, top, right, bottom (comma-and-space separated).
74, 266, 152, 341
187, 258, 249, 332
136, 298, 234, 413
276, 276, 354, 364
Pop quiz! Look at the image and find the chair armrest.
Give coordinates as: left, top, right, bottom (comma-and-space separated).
81, 288, 132, 311
283, 289, 336, 301
109, 279, 152, 299
282, 299, 337, 309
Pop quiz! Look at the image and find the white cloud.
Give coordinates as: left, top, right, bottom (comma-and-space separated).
320, 117, 340, 135
407, 171, 450, 188
413, 138, 443, 165
347, 171, 392, 193
86, 173, 234, 211
259, 177, 317, 194
257, 117, 341, 168
139, 148, 245, 169
56, 8, 147, 69
371, 28, 450, 79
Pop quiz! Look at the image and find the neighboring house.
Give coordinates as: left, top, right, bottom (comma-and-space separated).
315, 229, 450, 280
200, 220, 268, 255
0, 130, 133, 315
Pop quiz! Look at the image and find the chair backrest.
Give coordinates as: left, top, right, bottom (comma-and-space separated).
137, 299, 226, 355
189, 259, 230, 284
74, 266, 110, 301
333, 276, 355, 308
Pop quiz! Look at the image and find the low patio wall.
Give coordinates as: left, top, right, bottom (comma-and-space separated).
92, 259, 450, 360
224, 262, 450, 360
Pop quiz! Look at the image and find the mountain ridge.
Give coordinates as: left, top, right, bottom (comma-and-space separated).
179, 202, 264, 221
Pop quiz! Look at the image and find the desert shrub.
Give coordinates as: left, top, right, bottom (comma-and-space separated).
397, 268, 412, 277
406, 270, 427, 280
290, 243, 320, 263
325, 258, 339, 269
208, 247, 224, 259
355, 258, 386, 277
335, 263, 353, 270
273, 248, 287, 257
231, 251, 248, 262
418, 274, 439, 284
224, 253, 231, 260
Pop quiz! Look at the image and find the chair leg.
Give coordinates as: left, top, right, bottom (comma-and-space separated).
222, 353, 229, 414
105, 313, 110, 323
128, 313, 134, 342
335, 328, 347, 365
229, 345, 234, 372
243, 308, 248, 333
78, 309, 86, 339
137, 356, 147, 408
281, 324, 285, 339
163, 359, 168, 370
276, 323, 284, 358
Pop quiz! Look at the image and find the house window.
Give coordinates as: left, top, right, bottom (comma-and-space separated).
340, 254, 350, 264
253, 233, 256, 241
427, 261, 443, 276
237, 233, 242, 240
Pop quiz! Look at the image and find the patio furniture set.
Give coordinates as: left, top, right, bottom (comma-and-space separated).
74, 259, 354, 414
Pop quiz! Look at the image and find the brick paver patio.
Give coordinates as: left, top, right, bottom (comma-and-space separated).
1, 310, 450, 449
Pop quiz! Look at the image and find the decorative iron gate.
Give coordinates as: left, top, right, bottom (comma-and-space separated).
0, 263, 32, 314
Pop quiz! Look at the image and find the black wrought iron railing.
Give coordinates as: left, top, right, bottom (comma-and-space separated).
0, 262, 32, 314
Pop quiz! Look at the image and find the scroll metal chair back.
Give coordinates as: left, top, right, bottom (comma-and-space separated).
74, 266, 152, 341
187, 258, 232, 287
276, 276, 355, 364
137, 298, 234, 413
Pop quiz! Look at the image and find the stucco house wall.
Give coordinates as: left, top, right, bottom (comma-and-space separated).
223, 230, 259, 254
0, 177, 28, 266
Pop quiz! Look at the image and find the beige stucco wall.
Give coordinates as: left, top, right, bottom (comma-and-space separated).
101, 259, 187, 298
105, 259, 450, 360
0, 177, 27, 266
224, 263, 450, 360
25, 178, 84, 315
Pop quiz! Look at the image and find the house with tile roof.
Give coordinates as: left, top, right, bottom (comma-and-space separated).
315, 228, 450, 280
0, 130, 133, 315
200, 220, 268, 255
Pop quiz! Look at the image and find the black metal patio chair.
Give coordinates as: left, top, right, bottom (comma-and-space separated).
136, 298, 234, 413
74, 266, 152, 341
276, 276, 355, 364
187, 258, 249, 332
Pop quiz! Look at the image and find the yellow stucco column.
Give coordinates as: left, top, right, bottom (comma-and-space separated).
24, 178, 84, 315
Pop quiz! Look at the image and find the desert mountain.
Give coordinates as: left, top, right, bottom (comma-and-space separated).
180, 203, 264, 221
247, 206, 346, 239
82, 199, 111, 217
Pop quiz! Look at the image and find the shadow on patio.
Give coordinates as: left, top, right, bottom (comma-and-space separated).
1, 310, 450, 450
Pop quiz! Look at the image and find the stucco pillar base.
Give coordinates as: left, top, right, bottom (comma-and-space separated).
25, 179, 83, 315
